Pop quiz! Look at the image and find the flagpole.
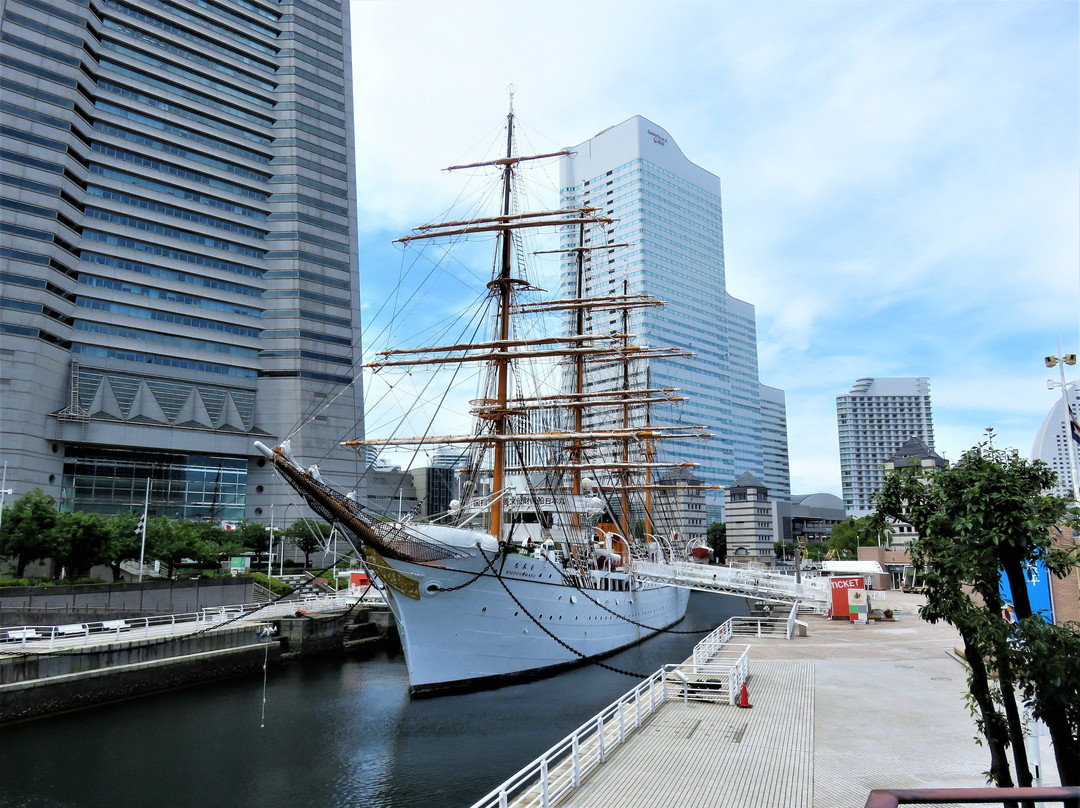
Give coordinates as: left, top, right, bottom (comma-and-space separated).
137, 477, 150, 582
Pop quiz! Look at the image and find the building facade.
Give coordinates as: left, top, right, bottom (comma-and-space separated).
0, 0, 363, 522
1031, 387, 1080, 500
777, 492, 846, 547
759, 384, 790, 503
653, 467, 709, 546
724, 471, 775, 562
836, 377, 935, 516
558, 117, 790, 516
880, 436, 948, 549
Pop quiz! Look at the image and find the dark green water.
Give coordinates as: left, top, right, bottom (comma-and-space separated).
0, 593, 746, 808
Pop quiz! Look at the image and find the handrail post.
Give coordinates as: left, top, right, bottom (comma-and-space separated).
539, 758, 549, 808
572, 735, 581, 787
597, 715, 606, 763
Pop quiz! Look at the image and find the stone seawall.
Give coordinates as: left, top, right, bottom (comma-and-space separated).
0, 578, 255, 627
0, 626, 277, 724
0, 605, 396, 723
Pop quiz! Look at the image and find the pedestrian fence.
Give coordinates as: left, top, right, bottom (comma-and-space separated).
0, 592, 371, 651
469, 611, 765, 808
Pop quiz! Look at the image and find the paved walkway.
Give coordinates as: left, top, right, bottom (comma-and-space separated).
555, 592, 1061, 808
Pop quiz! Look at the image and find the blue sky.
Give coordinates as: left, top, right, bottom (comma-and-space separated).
348, 0, 1079, 496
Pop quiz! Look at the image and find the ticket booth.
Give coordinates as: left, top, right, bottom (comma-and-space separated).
829, 575, 865, 620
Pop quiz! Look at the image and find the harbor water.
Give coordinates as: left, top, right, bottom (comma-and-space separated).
0, 592, 746, 808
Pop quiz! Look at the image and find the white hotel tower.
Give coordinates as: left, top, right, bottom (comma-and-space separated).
1031, 386, 1080, 500
558, 116, 789, 517
836, 377, 936, 516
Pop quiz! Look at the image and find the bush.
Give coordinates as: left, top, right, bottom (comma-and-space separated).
0, 576, 105, 588
248, 572, 293, 597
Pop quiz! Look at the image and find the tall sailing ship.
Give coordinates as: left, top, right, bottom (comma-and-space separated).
256, 104, 713, 694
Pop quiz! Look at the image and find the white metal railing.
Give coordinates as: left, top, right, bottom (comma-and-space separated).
468, 670, 670, 808
726, 600, 801, 639
471, 615, 757, 808
691, 619, 734, 671
631, 560, 829, 606
0, 591, 372, 651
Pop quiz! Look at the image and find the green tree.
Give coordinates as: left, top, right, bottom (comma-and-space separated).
876, 435, 1080, 788
102, 512, 143, 581
773, 540, 795, 562
51, 510, 110, 578
706, 521, 726, 564
827, 516, 886, 559
145, 516, 192, 578
283, 519, 330, 568
233, 521, 270, 557
0, 489, 60, 577
186, 521, 237, 573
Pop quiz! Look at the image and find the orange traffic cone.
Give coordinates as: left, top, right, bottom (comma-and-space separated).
737, 681, 752, 709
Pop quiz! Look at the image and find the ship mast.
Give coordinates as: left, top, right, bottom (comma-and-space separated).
570, 219, 587, 506
619, 277, 632, 535
489, 104, 516, 541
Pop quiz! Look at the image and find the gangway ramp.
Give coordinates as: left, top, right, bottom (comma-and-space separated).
631, 560, 829, 609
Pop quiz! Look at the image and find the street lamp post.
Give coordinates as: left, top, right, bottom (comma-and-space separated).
271, 503, 297, 578
1045, 344, 1080, 502
0, 462, 12, 537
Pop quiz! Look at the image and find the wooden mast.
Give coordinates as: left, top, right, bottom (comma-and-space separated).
620, 277, 631, 536
489, 103, 515, 542
570, 218, 587, 506
644, 365, 654, 537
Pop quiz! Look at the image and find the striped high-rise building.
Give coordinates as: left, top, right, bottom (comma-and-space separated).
0, 0, 363, 522
558, 116, 789, 519
836, 377, 935, 516
1031, 386, 1080, 500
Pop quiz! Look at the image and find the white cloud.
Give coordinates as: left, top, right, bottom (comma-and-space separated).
349, 0, 1080, 495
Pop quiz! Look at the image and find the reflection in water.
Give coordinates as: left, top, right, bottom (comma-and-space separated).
0, 592, 746, 808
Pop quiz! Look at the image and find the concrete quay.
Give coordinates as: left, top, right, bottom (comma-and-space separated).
529, 592, 1063, 808
0, 598, 395, 724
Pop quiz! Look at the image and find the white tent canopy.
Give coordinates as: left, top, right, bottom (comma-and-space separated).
822, 560, 885, 575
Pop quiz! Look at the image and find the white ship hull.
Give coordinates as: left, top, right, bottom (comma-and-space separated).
373, 548, 690, 694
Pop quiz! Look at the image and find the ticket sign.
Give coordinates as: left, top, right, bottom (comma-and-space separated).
830, 576, 865, 619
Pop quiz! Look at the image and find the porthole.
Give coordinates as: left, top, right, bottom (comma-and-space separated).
254, 507, 263, 516
481, 606, 487, 612
256, 485, 264, 494
51, 444, 59, 453
48, 474, 55, 484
